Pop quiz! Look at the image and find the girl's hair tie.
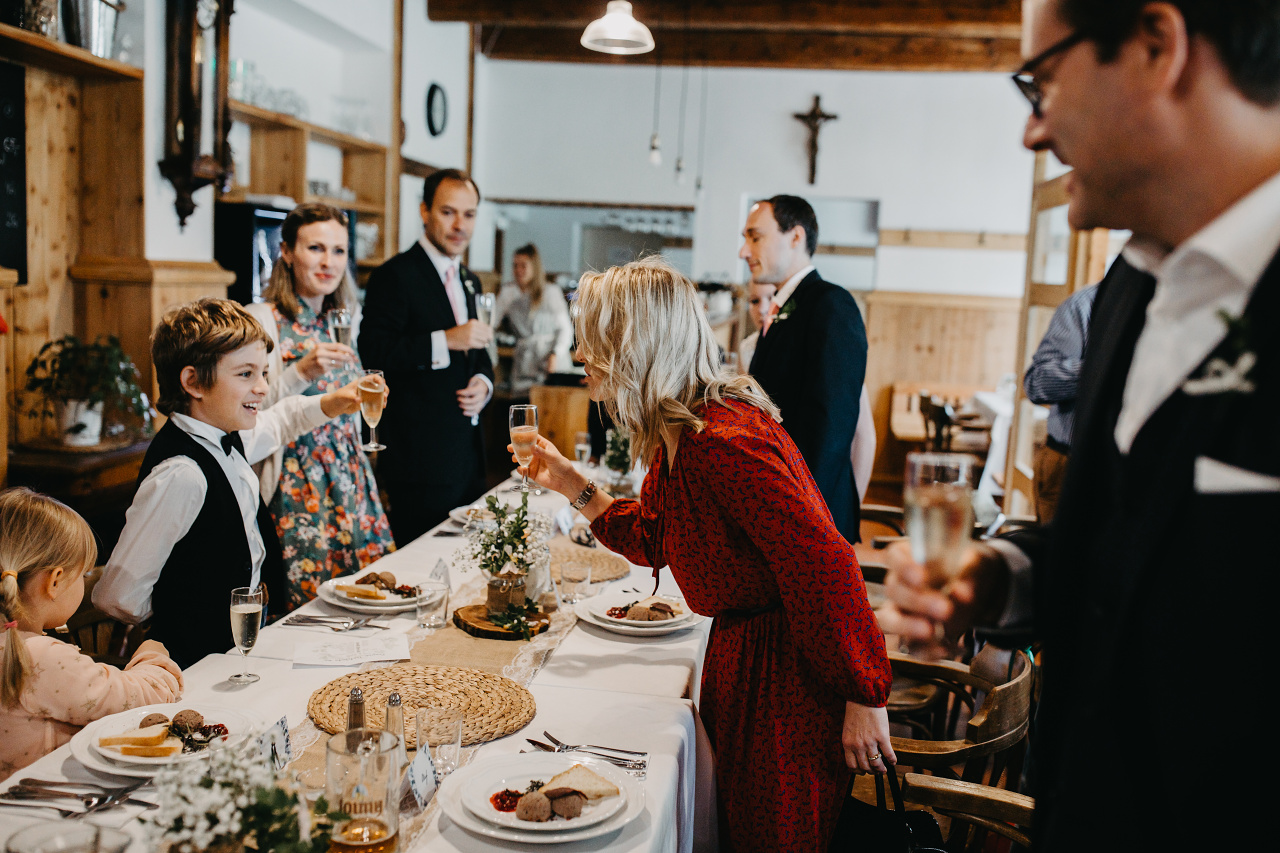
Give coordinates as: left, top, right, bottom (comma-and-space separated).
0, 570, 16, 581
2, 621, 16, 631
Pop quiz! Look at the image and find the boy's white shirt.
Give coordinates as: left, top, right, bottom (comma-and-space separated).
93, 396, 328, 624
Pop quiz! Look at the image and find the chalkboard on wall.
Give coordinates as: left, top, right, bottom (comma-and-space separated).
0, 62, 26, 284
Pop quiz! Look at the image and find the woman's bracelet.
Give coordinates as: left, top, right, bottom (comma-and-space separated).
570, 480, 597, 512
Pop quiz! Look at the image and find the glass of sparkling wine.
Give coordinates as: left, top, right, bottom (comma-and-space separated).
228, 586, 264, 684
327, 307, 353, 365
509, 404, 539, 493
574, 430, 592, 470
359, 369, 386, 452
904, 452, 976, 591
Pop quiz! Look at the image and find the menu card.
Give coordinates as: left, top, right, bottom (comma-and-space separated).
293, 634, 411, 667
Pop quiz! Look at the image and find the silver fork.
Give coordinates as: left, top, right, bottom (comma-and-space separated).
0, 789, 156, 813
543, 731, 649, 757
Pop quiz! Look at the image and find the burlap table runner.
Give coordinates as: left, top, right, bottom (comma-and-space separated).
285, 568, 580, 847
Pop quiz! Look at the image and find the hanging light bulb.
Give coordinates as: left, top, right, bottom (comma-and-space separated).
649, 134, 663, 166
581, 1, 655, 55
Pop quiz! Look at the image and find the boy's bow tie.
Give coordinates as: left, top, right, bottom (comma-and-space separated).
221, 431, 245, 457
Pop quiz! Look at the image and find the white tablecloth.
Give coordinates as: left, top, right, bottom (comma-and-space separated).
0, 478, 716, 852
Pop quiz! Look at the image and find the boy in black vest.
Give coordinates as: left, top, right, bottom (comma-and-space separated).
94, 298, 379, 668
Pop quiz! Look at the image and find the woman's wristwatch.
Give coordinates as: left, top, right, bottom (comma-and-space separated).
570, 480, 597, 512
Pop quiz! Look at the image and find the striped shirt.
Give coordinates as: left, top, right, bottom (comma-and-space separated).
1023, 284, 1098, 447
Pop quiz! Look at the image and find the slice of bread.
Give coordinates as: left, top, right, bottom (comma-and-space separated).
119, 737, 182, 757
544, 764, 619, 800
98, 723, 171, 748
637, 596, 684, 616
336, 584, 386, 600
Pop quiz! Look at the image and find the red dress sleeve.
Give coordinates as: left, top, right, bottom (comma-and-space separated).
590, 448, 666, 569
687, 410, 891, 706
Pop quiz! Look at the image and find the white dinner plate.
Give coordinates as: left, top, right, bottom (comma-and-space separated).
460, 754, 626, 830
438, 754, 644, 844
575, 601, 707, 637
317, 578, 418, 614
317, 574, 418, 610
585, 593, 693, 629
448, 504, 502, 529
81, 703, 265, 768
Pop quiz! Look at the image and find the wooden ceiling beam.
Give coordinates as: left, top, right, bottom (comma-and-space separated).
431, 1, 1022, 39
477, 26, 1022, 73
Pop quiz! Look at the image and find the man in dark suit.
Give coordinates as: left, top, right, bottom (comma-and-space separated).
741, 194, 866, 543
881, 1, 1280, 849
359, 169, 494, 545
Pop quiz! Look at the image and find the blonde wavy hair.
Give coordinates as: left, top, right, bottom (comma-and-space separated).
575, 258, 779, 464
0, 488, 97, 709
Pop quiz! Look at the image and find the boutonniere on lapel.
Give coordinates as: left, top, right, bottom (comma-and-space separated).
460, 270, 476, 297
1182, 309, 1256, 396
773, 296, 798, 324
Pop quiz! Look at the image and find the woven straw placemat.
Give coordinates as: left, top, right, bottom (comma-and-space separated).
307, 664, 535, 748
549, 535, 630, 583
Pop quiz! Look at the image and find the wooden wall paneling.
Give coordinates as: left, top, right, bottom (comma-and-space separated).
79, 78, 144, 258
878, 229, 1026, 252
1, 269, 15, 483
528, 384, 591, 458
73, 260, 235, 400
17, 68, 82, 444
862, 290, 1020, 490
249, 126, 306, 198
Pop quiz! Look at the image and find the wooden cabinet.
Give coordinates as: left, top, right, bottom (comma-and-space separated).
220, 100, 396, 273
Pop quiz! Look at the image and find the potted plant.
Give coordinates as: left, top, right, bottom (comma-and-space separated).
467, 492, 553, 624
25, 335, 152, 446
603, 428, 633, 496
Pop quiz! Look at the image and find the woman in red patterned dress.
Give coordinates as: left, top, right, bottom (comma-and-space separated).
518, 259, 893, 851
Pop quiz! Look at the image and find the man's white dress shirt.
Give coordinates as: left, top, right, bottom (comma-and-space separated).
770, 264, 816, 314
418, 237, 494, 417
993, 168, 1280, 625
93, 397, 328, 624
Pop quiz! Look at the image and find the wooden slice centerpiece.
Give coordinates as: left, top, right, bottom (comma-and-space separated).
453, 605, 551, 641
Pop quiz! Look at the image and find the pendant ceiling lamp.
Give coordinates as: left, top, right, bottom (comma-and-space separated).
581, 1, 655, 55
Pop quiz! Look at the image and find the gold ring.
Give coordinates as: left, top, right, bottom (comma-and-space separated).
867, 753, 881, 762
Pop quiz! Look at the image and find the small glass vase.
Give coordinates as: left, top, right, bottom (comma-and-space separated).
486, 570, 527, 617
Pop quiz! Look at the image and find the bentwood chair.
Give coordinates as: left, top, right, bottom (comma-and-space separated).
901, 774, 1035, 851
52, 566, 150, 668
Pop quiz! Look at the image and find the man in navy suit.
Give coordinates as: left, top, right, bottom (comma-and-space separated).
359, 170, 494, 544
882, 1, 1280, 849
742, 195, 867, 544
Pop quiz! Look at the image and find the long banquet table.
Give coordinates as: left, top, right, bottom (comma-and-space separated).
0, 479, 717, 853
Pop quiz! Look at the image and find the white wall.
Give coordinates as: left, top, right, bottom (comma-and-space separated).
473, 61, 1037, 296
144, 0, 214, 261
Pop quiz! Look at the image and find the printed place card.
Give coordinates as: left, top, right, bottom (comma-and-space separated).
257, 716, 292, 772
406, 745, 438, 809
293, 634, 411, 667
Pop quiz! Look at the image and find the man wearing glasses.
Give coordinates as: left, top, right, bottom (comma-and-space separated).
882, 1, 1279, 848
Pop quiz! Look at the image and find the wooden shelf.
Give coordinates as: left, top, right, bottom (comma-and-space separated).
228, 99, 385, 153
305, 195, 384, 215
0, 267, 17, 287
0, 22, 143, 80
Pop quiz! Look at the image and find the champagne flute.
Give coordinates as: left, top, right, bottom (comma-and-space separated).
359, 369, 386, 452
574, 431, 592, 470
475, 293, 497, 365
904, 452, 975, 640
327, 307, 354, 364
509, 404, 539, 493
229, 586, 264, 684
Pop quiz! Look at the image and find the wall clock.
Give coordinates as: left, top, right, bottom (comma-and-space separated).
426, 83, 447, 137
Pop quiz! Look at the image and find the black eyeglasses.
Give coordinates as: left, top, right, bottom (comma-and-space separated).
1011, 30, 1091, 117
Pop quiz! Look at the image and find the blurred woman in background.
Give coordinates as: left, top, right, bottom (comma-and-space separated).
493, 243, 573, 392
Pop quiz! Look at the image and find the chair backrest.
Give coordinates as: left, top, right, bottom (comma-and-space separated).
888, 647, 1035, 770
918, 392, 957, 451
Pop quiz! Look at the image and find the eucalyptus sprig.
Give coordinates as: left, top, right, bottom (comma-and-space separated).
488, 601, 539, 640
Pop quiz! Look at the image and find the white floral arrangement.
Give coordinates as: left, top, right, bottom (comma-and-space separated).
144, 738, 342, 853
462, 492, 554, 576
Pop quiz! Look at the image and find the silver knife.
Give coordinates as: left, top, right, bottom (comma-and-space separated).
78, 776, 151, 816
525, 739, 646, 769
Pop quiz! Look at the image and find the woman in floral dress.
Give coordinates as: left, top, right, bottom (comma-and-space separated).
518, 258, 893, 852
246, 203, 394, 610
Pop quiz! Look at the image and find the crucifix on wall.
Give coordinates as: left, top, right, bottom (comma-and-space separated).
793, 95, 838, 185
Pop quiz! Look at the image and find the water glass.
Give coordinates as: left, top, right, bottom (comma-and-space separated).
559, 562, 593, 604
326, 729, 400, 849
414, 580, 449, 629
574, 431, 592, 469
416, 706, 464, 779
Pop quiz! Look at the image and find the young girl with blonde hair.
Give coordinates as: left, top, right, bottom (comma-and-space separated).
0, 488, 182, 777
517, 258, 892, 852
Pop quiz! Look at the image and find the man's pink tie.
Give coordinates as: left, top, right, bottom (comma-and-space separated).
444, 264, 466, 326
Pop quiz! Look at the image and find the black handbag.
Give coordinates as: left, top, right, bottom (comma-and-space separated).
829, 770, 947, 853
